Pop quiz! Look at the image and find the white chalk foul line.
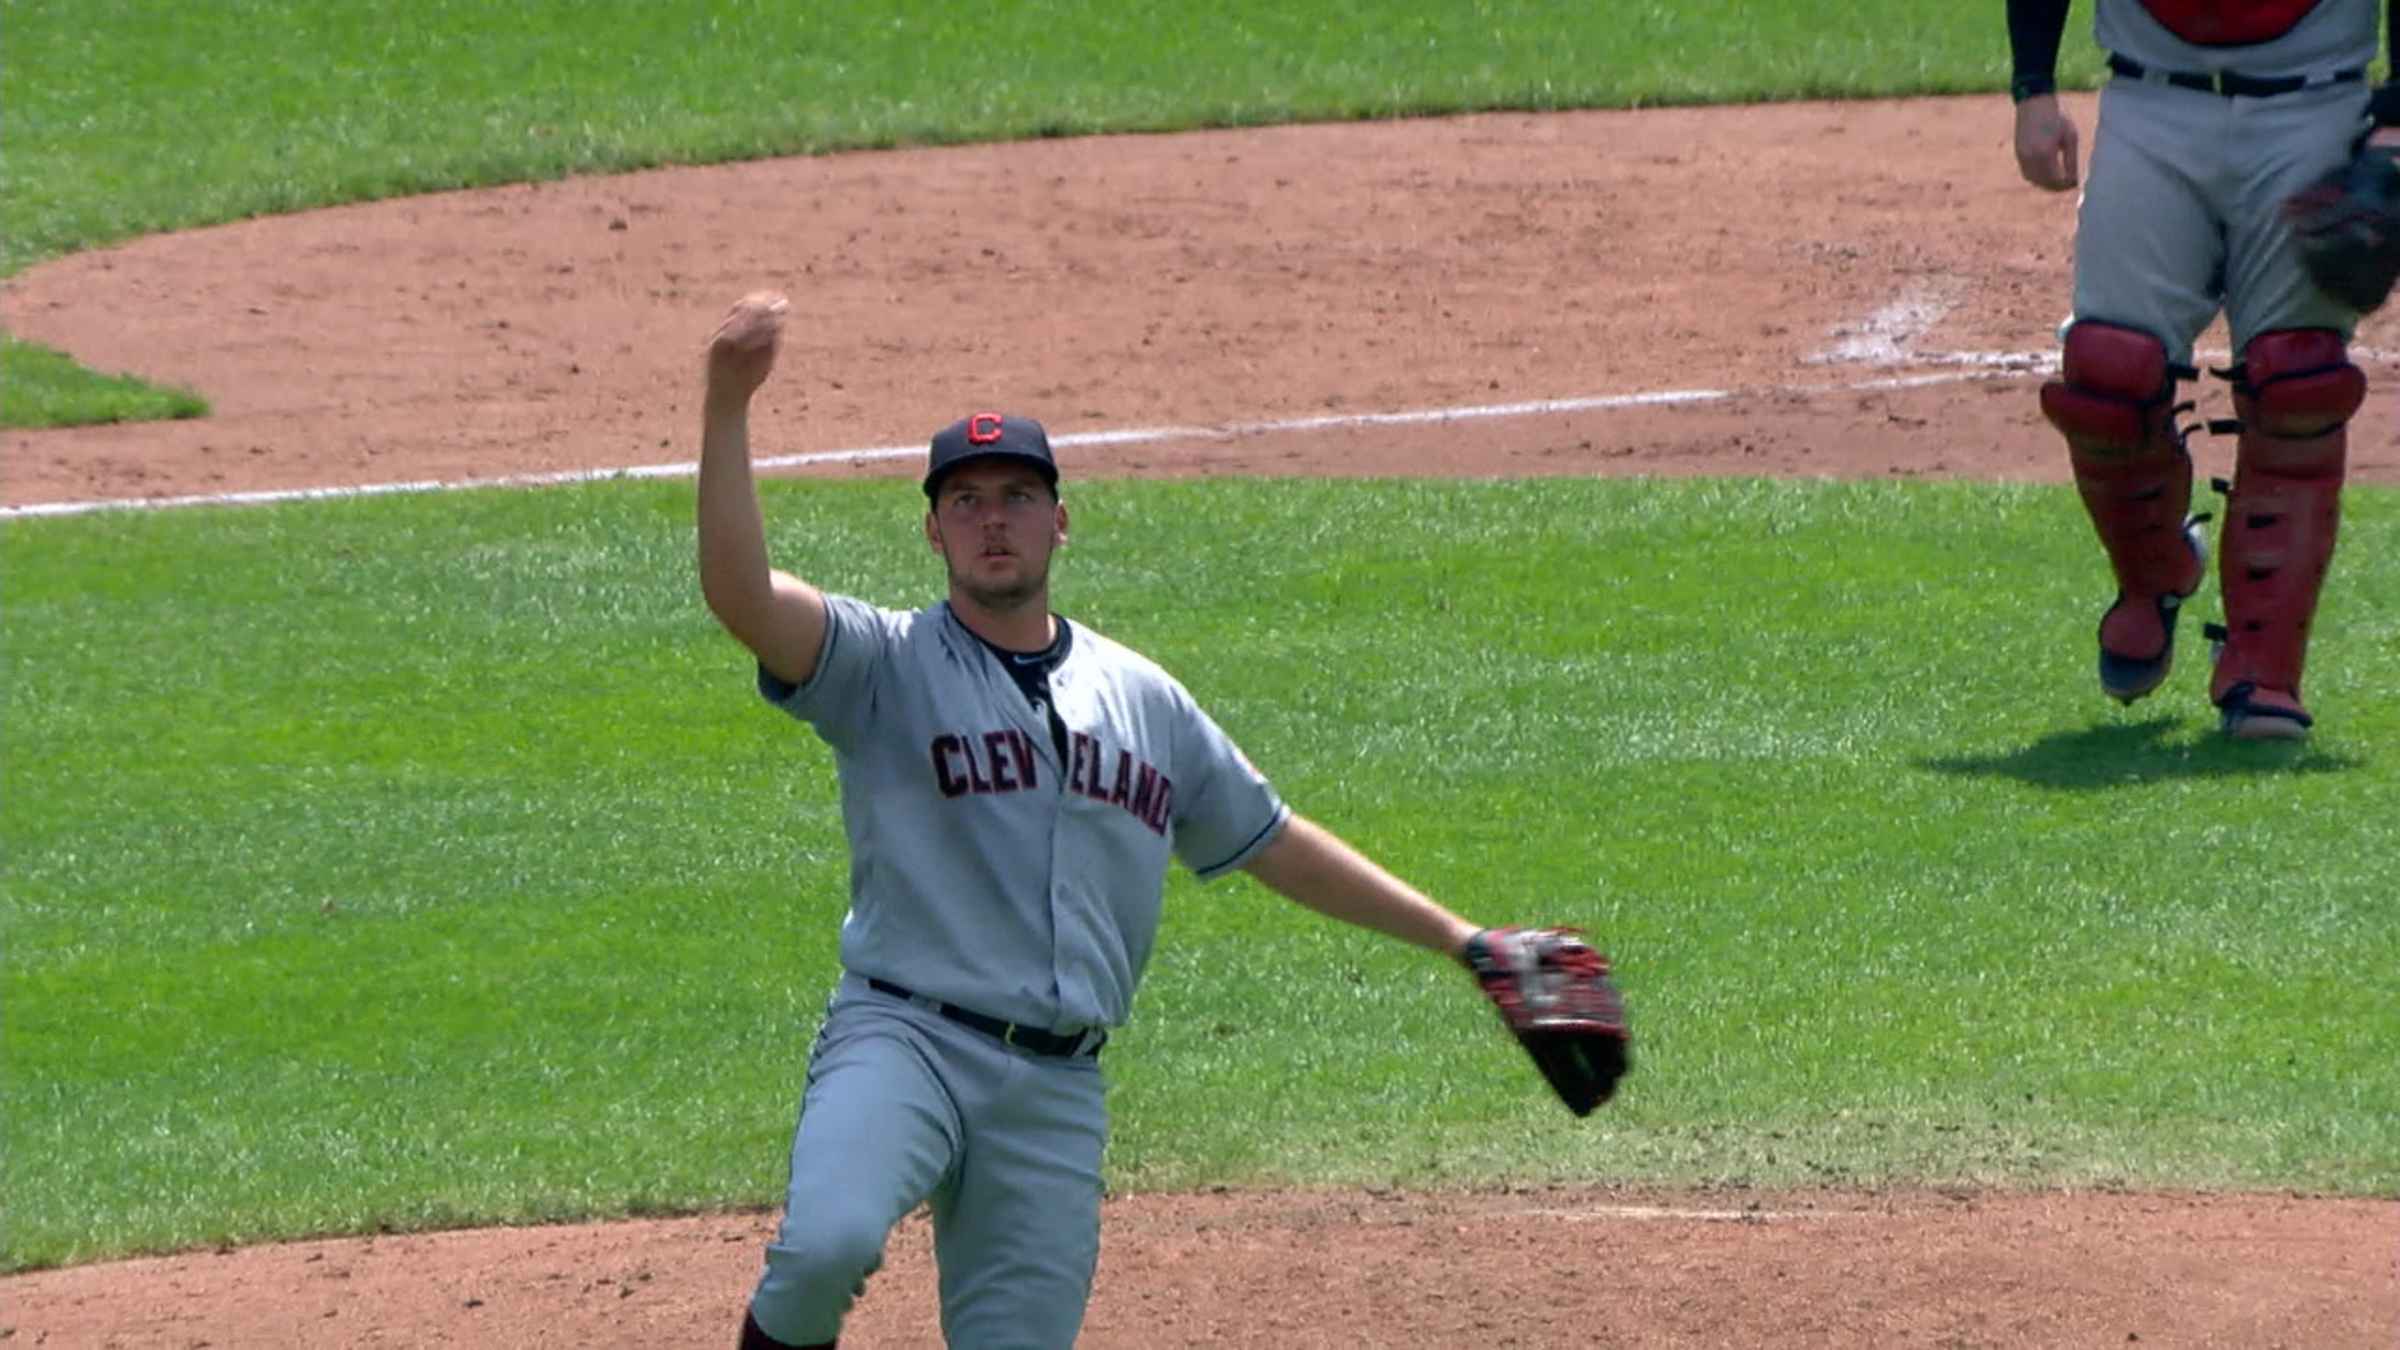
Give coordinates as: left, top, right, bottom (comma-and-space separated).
0, 365, 2034, 521
1461, 1204, 1856, 1224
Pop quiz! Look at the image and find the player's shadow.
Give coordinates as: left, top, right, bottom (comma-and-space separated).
1917, 716, 2364, 789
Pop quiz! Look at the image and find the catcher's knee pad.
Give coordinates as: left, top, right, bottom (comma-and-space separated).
2041, 320, 2190, 459
2212, 329, 2359, 700
2230, 328, 2364, 442
2042, 321, 2203, 602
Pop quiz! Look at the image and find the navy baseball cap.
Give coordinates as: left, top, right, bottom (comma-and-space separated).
923, 412, 1059, 499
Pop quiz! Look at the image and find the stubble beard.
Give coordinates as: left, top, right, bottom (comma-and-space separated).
950, 553, 1051, 614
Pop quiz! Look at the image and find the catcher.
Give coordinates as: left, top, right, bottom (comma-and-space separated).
698, 293, 1628, 1350
2008, 0, 2397, 740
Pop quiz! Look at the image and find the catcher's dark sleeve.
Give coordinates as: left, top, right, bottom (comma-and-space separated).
2378, 0, 2400, 127
2007, 0, 2075, 104
2361, 0, 2400, 126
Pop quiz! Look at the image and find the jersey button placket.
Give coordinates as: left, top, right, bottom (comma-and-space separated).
1039, 677, 1074, 1031
1047, 750, 1078, 1029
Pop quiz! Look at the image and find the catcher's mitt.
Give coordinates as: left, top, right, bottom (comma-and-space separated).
1460, 926, 1629, 1116
2286, 143, 2400, 314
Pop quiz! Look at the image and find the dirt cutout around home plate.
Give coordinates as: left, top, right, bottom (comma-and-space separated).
4, 95, 2395, 1347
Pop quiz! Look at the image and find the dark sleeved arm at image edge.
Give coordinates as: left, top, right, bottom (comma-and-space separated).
2377, 1, 2400, 126
2007, 0, 2074, 100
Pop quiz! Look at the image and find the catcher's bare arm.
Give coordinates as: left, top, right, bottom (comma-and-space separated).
2007, 0, 2080, 190
697, 290, 832, 687
1241, 814, 1478, 956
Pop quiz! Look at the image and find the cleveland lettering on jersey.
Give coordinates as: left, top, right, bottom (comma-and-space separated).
929, 726, 1171, 833
1067, 730, 1173, 834
926, 725, 1171, 831
930, 728, 1043, 796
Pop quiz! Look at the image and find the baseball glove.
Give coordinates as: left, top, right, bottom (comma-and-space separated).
1460, 926, 1630, 1116
2285, 143, 2400, 314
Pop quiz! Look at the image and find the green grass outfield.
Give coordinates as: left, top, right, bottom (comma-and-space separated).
0, 0, 2104, 422
8, 0, 2397, 1276
6, 478, 2397, 1269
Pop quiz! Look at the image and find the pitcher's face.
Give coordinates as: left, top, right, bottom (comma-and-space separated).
926, 463, 1068, 611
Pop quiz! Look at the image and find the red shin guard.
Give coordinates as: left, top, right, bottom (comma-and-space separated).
2041, 322, 2204, 662
2212, 330, 2360, 713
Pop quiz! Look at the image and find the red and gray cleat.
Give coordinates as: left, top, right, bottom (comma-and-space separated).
2205, 623, 2314, 740
2097, 516, 2210, 705
2219, 684, 2313, 740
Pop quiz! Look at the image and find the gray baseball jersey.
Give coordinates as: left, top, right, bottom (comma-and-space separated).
761, 594, 1289, 1033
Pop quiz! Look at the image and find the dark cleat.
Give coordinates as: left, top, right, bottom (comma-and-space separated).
2212, 674, 2313, 741
2096, 518, 2208, 705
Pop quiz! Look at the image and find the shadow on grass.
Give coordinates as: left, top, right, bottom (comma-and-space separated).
1918, 717, 2366, 788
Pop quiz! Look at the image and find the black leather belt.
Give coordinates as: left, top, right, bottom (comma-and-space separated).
2107, 53, 2364, 99
867, 978, 1105, 1059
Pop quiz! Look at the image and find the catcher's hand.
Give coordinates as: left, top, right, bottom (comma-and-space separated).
2286, 143, 2400, 314
1460, 926, 1629, 1116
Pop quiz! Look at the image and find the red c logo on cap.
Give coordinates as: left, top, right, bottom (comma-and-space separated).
967, 412, 1006, 445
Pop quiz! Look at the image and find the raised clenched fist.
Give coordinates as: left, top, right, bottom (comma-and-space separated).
706, 290, 789, 402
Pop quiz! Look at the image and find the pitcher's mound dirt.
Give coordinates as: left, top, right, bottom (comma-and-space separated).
3, 96, 2394, 1347
5, 1187, 2395, 1347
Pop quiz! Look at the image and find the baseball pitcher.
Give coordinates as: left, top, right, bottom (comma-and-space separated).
694, 292, 1629, 1349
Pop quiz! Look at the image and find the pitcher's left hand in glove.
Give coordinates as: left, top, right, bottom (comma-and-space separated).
2285, 142, 2400, 314
1461, 926, 1630, 1116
